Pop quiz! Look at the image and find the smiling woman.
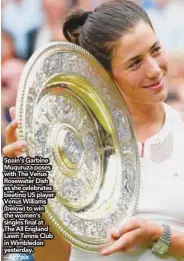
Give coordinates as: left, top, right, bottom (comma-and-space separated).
63, 0, 170, 143
111, 21, 168, 106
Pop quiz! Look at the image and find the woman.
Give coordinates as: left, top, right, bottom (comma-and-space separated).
3, 0, 184, 260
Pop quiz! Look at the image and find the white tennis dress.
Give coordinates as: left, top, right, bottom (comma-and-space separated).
70, 103, 184, 261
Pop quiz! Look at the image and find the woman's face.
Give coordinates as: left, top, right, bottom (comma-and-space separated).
111, 21, 168, 105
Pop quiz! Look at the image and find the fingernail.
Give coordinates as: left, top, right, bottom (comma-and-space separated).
100, 250, 109, 256
115, 230, 120, 237
21, 148, 26, 153
18, 140, 27, 147
100, 250, 105, 256
9, 107, 15, 114
12, 119, 19, 125
112, 229, 120, 237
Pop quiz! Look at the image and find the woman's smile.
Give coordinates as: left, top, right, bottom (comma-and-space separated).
143, 77, 164, 90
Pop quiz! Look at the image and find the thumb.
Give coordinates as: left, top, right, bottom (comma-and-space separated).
9, 106, 16, 121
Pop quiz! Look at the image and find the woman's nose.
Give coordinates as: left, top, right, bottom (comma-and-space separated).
146, 58, 162, 80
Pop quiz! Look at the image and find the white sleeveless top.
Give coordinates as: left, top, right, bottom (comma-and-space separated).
70, 104, 184, 261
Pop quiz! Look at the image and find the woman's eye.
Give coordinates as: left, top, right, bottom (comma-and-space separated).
152, 46, 161, 55
129, 59, 141, 69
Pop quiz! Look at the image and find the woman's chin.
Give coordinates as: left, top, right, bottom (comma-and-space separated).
150, 85, 168, 104
158, 85, 168, 102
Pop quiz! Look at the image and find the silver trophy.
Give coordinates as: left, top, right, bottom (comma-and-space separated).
16, 42, 140, 251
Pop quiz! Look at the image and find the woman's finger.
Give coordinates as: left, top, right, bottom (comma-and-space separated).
111, 219, 145, 238
100, 235, 125, 256
5, 119, 19, 144
118, 228, 142, 251
2, 140, 27, 158
9, 106, 16, 121
100, 228, 141, 256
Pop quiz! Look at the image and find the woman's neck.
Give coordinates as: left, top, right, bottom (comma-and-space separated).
123, 97, 165, 142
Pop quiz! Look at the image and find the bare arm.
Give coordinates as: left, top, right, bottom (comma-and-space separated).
169, 231, 184, 258
35, 221, 71, 261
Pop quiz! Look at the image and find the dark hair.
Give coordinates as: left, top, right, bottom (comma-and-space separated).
63, 0, 153, 71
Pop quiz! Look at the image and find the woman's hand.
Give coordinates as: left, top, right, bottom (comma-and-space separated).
2, 106, 27, 157
100, 218, 163, 256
